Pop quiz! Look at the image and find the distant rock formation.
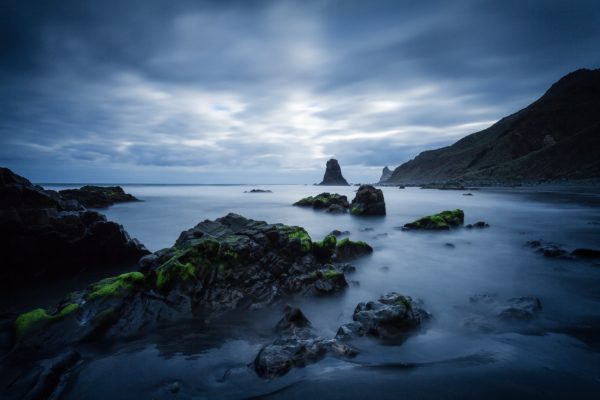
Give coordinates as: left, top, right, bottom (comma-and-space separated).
379, 166, 393, 183
0, 168, 148, 286
59, 185, 139, 208
386, 68, 600, 185
319, 159, 349, 186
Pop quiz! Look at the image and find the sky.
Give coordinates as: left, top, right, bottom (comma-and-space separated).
1, 0, 599, 184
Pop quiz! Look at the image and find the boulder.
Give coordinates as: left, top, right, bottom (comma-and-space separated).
318, 159, 349, 186
336, 292, 430, 341
59, 185, 139, 208
349, 185, 386, 216
334, 238, 373, 261
293, 193, 349, 213
465, 221, 490, 229
402, 209, 464, 231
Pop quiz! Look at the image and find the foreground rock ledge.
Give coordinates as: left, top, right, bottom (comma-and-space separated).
10, 213, 374, 351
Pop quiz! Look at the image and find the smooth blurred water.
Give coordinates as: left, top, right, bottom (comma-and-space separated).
41, 184, 600, 399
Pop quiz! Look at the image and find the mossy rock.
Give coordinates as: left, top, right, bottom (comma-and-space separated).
293, 193, 349, 210
402, 209, 464, 231
334, 238, 373, 261
284, 226, 313, 254
87, 272, 145, 300
313, 234, 337, 260
14, 303, 80, 338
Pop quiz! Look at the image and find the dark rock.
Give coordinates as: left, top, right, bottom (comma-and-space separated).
420, 182, 466, 190
244, 189, 272, 193
59, 185, 139, 208
293, 193, 349, 213
254, 308, 356, 378
0, 168, 149, 286
350, 185, 386, 216
379, 166, 393, 183
359, 227, 374, 232
336, 292, 430, 341
23, 349, 81, 400
275, 306, 311, 332
498, 297, 542, 321
169, 382, 181, 394
465, 221, 490, 229
402, 209, 464, 231
334, 238, 373, 261
463, 193, 474, 196
318, 159, 349, 186
571, 248, 600, 258
338, 264, 356, 273
526, 240, 570, 258
11, 214, 364, 350
329, 229, 350, 238
398, 185, 406, 189
444, 243, 456, 248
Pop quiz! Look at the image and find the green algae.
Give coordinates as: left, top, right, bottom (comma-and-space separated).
87, 272, 145, 300
404, 209, 464, 230
14, 303, 80, 338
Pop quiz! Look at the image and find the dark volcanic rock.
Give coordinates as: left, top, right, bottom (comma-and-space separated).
59, 185, 139, 208
334, 238, 373, 261
0, 168, 149, 286
402, 209, 464, 231
336, 292, 430, 341
379, 166, 393, 183
11, 214, 372, 351
350, 185, 386, 216
571, 248, 600, 259
497, 297, 542, 321
244, 189, 272, 193
293, 193, 349, 213
466, 221, 490, 229
254, 307, 356, 378
526, 240, 570, 258
318, 159, 349, 186
386, 68, 600, 185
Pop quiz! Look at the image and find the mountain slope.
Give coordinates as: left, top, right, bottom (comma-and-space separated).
386, 68, 600, 184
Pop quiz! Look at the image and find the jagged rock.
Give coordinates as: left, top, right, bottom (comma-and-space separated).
336, 292, 430, 341
293, 193, 349, 213
318, 159, 349, 186
349, 185, 386, 216
466, 221, 490, 229
0, 168, 149, 286
11, 214, 371, 351
334, 238, 373, 261
254, 307, 356, 378
402, 209, 464, 231
379, 166, 393, 183
59, 185, 139, 208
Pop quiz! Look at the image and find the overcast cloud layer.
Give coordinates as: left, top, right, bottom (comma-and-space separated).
1, 0, 599, 183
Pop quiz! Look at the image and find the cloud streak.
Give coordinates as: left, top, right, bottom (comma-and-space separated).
1, 0, 599, 183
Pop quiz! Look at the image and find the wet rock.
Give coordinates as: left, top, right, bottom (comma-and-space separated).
526, 240, 570, 258
254, 307, 356, 378
465, 221, 490, 229
336, 292, 430, 341
463, 193, 474, 196
350, 185, 386, 216
402, 209, 464, 231
338, 264, 356, 273
293, 193, 349, 213
318, 159, 349, 186
169, 381, 181, 394
0, 168, 149, 286
23, 349, 81, 400
334, 238, 373, 261
329, 229, 350, 238
275, 306, 311, 332
58, 185, 139, 208
571, 248, 600, 259
444, 243, 456, 248
498, 297, 542, 321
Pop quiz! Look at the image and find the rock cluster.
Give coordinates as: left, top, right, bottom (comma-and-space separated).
402, 209, 464, 230
293, 192, 349, 213
0, 168, 148, 286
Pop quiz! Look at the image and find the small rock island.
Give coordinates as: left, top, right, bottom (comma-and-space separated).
318, 159, 349, 186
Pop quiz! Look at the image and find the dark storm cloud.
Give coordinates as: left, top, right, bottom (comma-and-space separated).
1, 0, 599, 183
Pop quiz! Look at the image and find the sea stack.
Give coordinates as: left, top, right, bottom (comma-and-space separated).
379, 166, 393, 183
319, 159, 349, 186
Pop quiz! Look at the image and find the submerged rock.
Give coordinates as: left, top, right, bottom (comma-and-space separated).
336, 292, 430, 341
498, 297, 542, 321
329, 229, 350, 237
11, 214, 372, 350
58, 185, 139, 208
466, 294, 543, 330
466, 221, 490, 229
526, 240, 570, 258
318, 159, 349, 186
402, 209, 464, 231
350, 185, 386, 216
0, 168, 149, 286
244, 189, 272, 193
293, 192, 349, 213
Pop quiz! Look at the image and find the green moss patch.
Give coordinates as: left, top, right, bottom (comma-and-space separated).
14, 303, 80, 338
334, 237, 373, 261
403, 209, 464, 231
313, 234, 337, 260
87, 272, 145, 300
285, 226, 312, 253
